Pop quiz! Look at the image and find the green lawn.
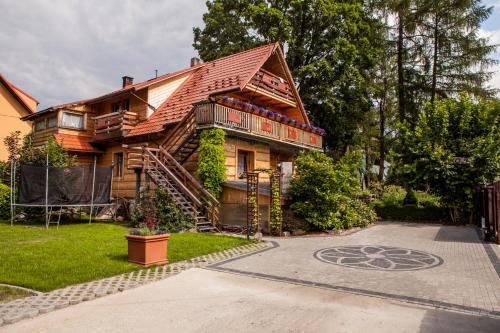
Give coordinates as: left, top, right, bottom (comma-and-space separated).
0, 221, 252, 292
0, 286, 31, 303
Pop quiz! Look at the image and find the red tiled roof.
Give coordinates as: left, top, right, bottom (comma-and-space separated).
0, 73, 37, 114
127, 43, 280, 136
53, 133, 103, 154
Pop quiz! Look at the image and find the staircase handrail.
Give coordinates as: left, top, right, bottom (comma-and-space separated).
144, 148, 203, 208
153, 147, 219, 207
160, 107, 198, 152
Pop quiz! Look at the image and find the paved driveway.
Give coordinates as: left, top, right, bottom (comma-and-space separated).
3, 269, 499, 333
211, 222, 500, 315
2, 222, 499, 332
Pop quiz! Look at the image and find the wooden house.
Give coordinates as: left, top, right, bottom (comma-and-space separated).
22, 43, 324, 231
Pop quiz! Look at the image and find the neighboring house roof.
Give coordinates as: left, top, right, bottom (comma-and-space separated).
0, 73, 38, 114
53, 133, 103, 154
128, 43, 287, 137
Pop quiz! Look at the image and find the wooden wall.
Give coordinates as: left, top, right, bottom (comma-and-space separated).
224, 136, 271, 180
98, 144, 139, 199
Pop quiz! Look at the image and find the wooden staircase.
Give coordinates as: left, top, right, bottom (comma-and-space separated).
127, 108, 219, 232
162, 107, 200, 164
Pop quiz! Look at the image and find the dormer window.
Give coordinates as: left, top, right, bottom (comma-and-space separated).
111, 99, 130, 113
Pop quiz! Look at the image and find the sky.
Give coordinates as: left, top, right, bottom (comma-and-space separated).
0, 0, 499, 110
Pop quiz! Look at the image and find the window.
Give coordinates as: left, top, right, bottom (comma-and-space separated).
114, 152, 123, 177
47, 116, 57, 128
61, 112, 84, 129
111, 99, 130, 113
237, 150, 254, 178
35, 120, 46, 132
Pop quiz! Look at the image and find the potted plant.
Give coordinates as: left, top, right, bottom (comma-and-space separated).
126, 205, 169, 267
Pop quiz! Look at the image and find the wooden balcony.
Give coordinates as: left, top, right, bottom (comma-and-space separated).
92, 111, 138, 142
195, 103, 323, 150
247, 68, 295, 105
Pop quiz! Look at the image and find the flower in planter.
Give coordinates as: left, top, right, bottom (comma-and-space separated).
280, 115, 290, 124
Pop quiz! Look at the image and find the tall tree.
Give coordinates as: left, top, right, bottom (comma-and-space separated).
193, 0, 382, 152
418, 0, 497, 101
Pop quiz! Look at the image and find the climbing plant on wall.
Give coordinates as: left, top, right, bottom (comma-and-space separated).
257, 169, 282, 236
196, 129, 226, 198
269, 171, 282, 236
246, 172, 259, 234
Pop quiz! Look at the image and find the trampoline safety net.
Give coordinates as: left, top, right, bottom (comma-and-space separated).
18, 164, 112, 205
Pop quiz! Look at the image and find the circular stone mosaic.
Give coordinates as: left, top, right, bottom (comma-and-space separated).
314, 245, 443, 271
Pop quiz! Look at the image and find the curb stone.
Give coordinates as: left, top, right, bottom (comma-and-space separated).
0, 241, 269, 327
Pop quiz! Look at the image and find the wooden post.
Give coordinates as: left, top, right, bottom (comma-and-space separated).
89, 156, 97, 224
135, 169, 142, 202
45, 152, 49, 229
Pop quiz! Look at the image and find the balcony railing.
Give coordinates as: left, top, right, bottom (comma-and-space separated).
248, 68, 295, 102
92, 111, 138, 141
195, 103, 323, 150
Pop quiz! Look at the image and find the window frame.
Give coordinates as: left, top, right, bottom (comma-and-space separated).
34, 120, 46, 132
60, 112, 85, 130
237, 150, 254, 179
114, 152, 124, 178
47, 116, 58, 128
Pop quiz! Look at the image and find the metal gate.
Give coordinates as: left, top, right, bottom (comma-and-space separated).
474, 180, 500, 244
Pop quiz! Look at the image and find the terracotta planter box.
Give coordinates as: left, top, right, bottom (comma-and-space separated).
126, 233, 170, 267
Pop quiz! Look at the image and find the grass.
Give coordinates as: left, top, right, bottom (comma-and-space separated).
0, 286, 32, 303
0, 220, 253, 292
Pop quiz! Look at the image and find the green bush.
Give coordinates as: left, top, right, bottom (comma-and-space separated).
131, 187, 194, 233
155, 187, 194, 232
289, 150, 376, 230
374, 205, 448, 221
196, 129, 226, 198
416, 191, 442, 208
372, 187, 446, 220
379, 185, 406, 206
403, 189, 418, 206
0, 183, 10, 219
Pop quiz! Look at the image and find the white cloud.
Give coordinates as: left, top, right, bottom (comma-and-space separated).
0, 0, 206, 109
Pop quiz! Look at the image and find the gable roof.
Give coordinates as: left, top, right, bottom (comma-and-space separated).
128, 43, 285, 137
0, 74, 38, 114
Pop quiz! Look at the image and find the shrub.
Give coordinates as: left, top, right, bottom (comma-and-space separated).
416, 191, 442, 208
372, 187, 446, 220
403, 189, 418, 206
289, 150, 376, 230
373, 205, 448, 221
196, 129, 226, 198
379, 185, 406, 206
155, 187, 194, 232
0, 183, 10, 219
131, 187, 194, 233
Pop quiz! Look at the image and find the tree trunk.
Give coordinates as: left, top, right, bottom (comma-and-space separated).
431, 13, 439, 103
397, 9, 405, 123
378, 79, 387, 182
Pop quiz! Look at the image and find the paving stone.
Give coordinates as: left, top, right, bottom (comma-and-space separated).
213, 223, 500, 316
0, 241, 269, 327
